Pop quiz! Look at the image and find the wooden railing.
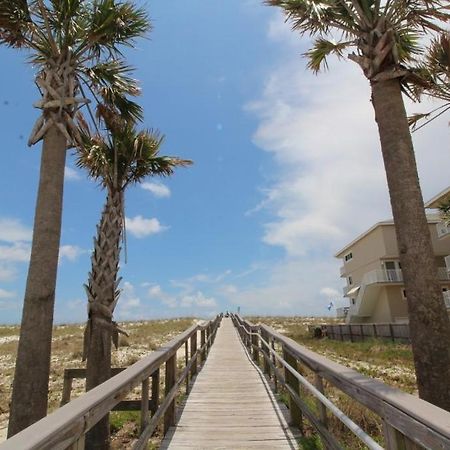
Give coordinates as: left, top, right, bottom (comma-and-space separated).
0, 315, 221, 450
232, 314, 450, 450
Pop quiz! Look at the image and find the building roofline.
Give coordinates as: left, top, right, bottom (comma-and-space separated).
425, 186, 450, 209
334, 215, 440, 258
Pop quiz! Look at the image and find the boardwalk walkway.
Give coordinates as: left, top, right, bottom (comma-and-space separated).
160, 318, 298, 449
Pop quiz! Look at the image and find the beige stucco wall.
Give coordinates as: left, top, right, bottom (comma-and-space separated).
386, 286, 408, 321
369, 288, 392, 323
382, 222, 450, 257
342, 227, 387, 287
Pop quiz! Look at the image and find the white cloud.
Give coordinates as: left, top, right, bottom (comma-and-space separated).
147, 282, 217, 311
0, 265, 17, 282
221, 258, 342, 315
125, 216, 167, 238
0, 243, 31, 262
141, 182, 171, 198
320, 287, 340, 299
148, 284, 177, 308
0, 288, 16, 299
65, 166, 81, 181
116, 281, 142, 318
59, 245, 86, 262
180, 291, 217, 309
0, 218, 32, 243
247, 56, 391, 255
248, 14, 450, 258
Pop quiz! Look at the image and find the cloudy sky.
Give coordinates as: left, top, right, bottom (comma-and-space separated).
1, 0, 450, 324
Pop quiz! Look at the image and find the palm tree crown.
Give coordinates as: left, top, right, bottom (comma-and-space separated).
267, 0, 449, 86
76, 115, 192, 190
0, 0, 149, 146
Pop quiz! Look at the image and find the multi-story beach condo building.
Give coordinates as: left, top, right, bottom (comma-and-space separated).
336, 187, 450, 323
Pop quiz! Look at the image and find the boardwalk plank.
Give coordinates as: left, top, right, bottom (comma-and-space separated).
161, 318, 299, 449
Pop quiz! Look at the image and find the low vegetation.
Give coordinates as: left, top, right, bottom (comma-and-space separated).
0, 318, 196, 445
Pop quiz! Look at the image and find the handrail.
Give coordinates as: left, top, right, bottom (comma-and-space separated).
232, 314, 450, 450
0, 315, 222, 450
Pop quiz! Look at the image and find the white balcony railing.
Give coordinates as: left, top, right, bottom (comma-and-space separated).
362, 269, 403, 284
340, 265, 346, 277
437, 222, 450, 239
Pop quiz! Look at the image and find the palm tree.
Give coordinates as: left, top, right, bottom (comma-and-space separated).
76, 110, 191, 448
0, 0, 150, 436
409, 32, 450, 130
266, 0, 450, 410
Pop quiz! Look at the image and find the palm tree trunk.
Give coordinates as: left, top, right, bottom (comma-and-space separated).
7, 125, 67, 437
84, 189, 123, 450
371, 78, 450, 410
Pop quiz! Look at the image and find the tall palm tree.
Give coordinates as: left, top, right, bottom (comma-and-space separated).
266, 0, 450, 410
0, 0, 150, 436
76, 110, 191, 448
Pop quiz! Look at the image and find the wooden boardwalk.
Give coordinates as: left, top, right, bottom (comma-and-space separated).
160, 318, 298, 449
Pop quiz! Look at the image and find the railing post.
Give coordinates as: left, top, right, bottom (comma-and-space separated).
271, 338, 278, 392
184, 340, 190, 394
251, 327, 259, 364
164, 354, 176, 435
140, 377, 149, 433
68, 435, 85, 450
190, 330, 198, 378
283, 346, 303, 431
383, 421, 422, 450
314, 374, 328, 428
206, 323, 211, 350
60, 370, 72, 406
389, 323, 395, 342
201, 329, 206, 363
151, 368, 160, 415
261, 329, 270, 375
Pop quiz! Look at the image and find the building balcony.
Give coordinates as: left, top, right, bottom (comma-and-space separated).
340, 265, 346, 277
343, 267, 450, 297
437, 222, 450, 239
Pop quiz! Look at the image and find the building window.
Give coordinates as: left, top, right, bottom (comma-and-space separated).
344, 252, 353, 262
348, 276, 353, 285
351, 298, 355, 305
401, 289, 407, 300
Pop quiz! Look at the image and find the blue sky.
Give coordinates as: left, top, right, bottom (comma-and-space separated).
1, 0, 450, 324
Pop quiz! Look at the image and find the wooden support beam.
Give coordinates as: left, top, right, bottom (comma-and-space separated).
184, 341, 190, 394
164, 355, 176, 435
151, 369, 160, 415
190, 331, 198, 378
261, 329, 270, 376
283, 346, 303, 431
140, 378, 149, 433
201, 329, 206, 363
251, 327, 259, 364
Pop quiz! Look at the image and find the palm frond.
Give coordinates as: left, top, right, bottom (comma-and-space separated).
85, 0, 150, 58
0, 0, 31, 47
76, 114, 192, 190
305, 37, 351, 72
